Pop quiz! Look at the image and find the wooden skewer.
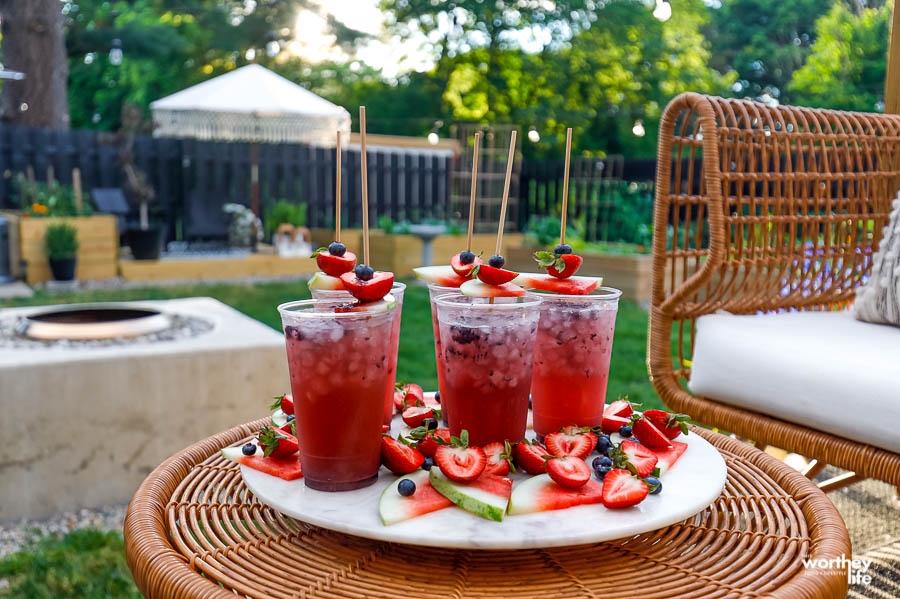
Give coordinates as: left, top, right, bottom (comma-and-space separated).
495, 130, 517, 256
466, 132, 481, 252
560, 127, 572, 244
359, 106, 370, 266
335, 130, 342, 243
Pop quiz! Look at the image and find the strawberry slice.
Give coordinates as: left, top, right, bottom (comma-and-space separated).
545, 429, 594, 459
268, 393, 294, 416
601, 469, 649, 508
434, 431, 486, 482
633, 417, 673, 449
482, 441, 515, 476
619, 440, 659, 477
258, 425, 299, 459
600, 414, 631, 435
546, 456, 591, 489
450, 253, 482, 277
643, 409, 690, 440
381, 436, 425, 475
546, 254, 583, 279
513, 439, 549, 474
408, 427, 451, 458
393, 383, 426, 410
475, 263, 518, 286
402, 405, 440, 427
339, 270, 394, 302
314, 249, 357, 277
604, 400, 633, 419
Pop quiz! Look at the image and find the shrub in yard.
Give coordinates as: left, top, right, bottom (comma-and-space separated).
44, 222, 80, 260
264, 200, 307, 239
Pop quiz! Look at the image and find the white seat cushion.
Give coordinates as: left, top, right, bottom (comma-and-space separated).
689, 310, 900, 454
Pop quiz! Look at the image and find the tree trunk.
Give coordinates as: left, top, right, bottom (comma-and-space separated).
0, 0, 70, 129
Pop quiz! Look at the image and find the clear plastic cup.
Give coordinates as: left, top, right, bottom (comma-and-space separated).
310, 282, 406, 425
529, 287, 622, 437
433, 293, 542, 446
427, 283, 461, 407
277, 299, 396, 491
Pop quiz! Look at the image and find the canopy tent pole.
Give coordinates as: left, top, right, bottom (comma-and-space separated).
885, 5, 900, 114
251, 142, 260, 217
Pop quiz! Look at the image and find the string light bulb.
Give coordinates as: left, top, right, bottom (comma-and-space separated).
109, 39, 123, 66
632, 119, 646, 137
527, 127, 540, 143
427, 131, 439, 145
653, 0, 672, 22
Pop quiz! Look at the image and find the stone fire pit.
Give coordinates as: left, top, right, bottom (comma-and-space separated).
0, 297, 289, 521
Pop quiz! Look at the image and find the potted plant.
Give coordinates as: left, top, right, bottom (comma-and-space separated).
44, 222, 79, 281
223, 203, 263, 249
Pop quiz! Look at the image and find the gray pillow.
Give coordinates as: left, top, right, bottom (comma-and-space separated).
855, 195, 900, 325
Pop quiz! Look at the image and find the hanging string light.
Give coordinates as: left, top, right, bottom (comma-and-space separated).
653, 0, 672, 22
632, 119, 646, 137
109, 39, 123, 66
427, 120, 443, 145
527, 126, 540, 143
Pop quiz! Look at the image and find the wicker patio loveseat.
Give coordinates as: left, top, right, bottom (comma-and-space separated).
648, 93, 900, 491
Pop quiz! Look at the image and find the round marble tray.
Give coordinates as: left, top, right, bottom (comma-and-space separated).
241, 412, 727, 550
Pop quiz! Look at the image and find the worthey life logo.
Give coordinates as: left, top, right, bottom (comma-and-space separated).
801, 554, 872, 585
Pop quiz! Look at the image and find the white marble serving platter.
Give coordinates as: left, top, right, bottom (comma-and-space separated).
241, 413, 727, 550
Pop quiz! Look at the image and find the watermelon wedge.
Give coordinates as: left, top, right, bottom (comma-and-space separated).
508, 474, 604, 515
413, 265, 468, 288
512, 274, 602, 295
648, 441, 687, 474
308, 271, 346, 290
222, 446, 303, 481
379, 470, 454, 525
459, 279, 526, 298
429, 470, 512, 522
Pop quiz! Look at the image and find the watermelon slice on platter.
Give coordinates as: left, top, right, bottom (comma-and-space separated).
222, 445, 303, 481
429, 470, 512, 522
508, 474, 604, 515
647, 441, 687, 474
379, 470, 454, 525
512, 273, 602, 295
412, 265, 468, 288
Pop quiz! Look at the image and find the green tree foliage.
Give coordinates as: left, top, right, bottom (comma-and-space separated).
705, 0, 830, 101
787, 1, 891, 112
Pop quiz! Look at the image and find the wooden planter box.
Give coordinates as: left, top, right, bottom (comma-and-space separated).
18, 215, 118, 284
507, 246, 653, 303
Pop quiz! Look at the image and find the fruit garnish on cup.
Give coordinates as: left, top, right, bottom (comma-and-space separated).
339, 264, 395, 303
450, 250, 483, 277
534, 243, 583, 279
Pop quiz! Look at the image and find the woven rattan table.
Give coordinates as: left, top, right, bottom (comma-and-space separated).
124, 419, 851, 599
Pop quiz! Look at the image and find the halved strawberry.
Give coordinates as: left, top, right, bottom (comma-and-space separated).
546, 255, 583, 279
600, 414, 631, 435
381, 436, 425, 475
393, 383, 426, 410
450, 253, 482, 278
482, 441, 515, 476
601, 469, 649, 508
269, 393, 294, 416
545, 456, 591, 489
619, 440, 659, 477
409, 427, 451, 458
402, 405, 440, 428
545, 429, 594, 459
632, 417, 673, 449
559, 425, 599, 452
643, 409, 690, 440
339, 270, 394, 302
278, 421, 296, 438
475, 263, 518, 286
258, 425, 299, 459
434, 431, 486, 482
513, 439, 549, 475
604, 400, 633, 419
313, 248, 357, 277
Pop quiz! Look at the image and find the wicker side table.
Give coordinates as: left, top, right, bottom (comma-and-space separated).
124, 420, 851, 599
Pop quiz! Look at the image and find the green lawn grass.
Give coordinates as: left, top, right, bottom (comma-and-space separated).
0, 279, 659, 598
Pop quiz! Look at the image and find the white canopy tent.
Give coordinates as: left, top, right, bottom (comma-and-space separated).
150, 64, 350, 214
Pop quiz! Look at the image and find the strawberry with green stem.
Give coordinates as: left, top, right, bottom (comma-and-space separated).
482, 440, 517, 476
434, 430, 486, 482
258, 425, 299, 459
534, 248, 583, 280
381, 434, 425, 475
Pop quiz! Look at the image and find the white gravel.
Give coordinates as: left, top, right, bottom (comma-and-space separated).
0, 503, 127, 559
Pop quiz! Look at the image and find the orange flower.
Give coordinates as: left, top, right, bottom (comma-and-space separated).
31, 203, 48, 214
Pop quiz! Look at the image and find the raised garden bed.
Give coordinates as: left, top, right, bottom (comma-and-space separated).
18, 214, 118, 285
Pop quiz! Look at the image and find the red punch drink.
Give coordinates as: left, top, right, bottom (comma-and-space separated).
434, 293, 541, 446
427, 284, 460, 403
530, 288, 621, 437
278, 299, 396, 491
311, 282, 405, 425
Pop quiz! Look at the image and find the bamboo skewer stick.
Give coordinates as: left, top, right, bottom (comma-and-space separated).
495, 130, 517, 256
560, 127, 572, 244
335, 130, 342, 243
359, 107, 370, 266
466, 132, 481, 252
